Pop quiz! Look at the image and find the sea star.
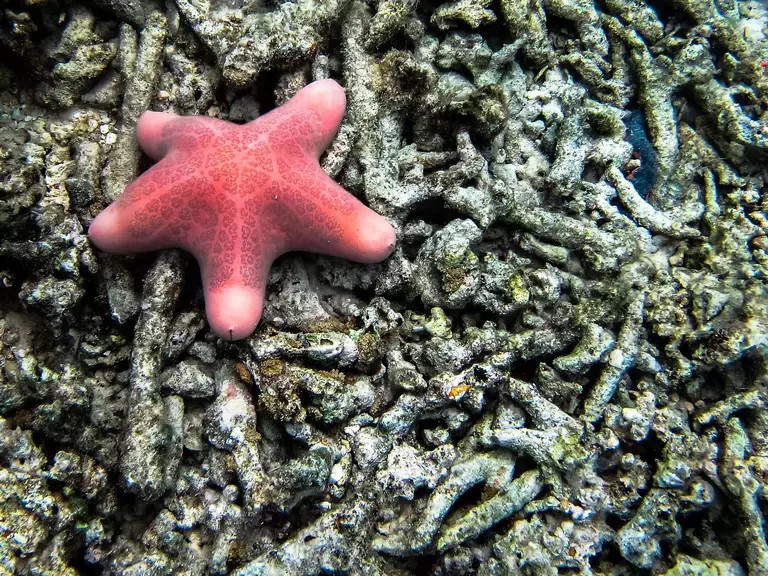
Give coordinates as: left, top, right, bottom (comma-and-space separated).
88, 79, 396, 340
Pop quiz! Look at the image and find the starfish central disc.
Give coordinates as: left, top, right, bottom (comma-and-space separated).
88, 80, 396, 339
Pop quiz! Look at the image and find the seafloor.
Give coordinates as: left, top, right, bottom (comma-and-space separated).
1, 0, 768, 574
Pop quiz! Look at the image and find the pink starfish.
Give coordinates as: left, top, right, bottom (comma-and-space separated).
89, 80, 396, 340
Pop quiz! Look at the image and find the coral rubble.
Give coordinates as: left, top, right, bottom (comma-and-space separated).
1, 0, 768, 574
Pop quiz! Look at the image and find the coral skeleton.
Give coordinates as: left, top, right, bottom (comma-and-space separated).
1, 0, 768, 574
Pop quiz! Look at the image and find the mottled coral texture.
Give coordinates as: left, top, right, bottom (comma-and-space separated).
88, 80, 396, 339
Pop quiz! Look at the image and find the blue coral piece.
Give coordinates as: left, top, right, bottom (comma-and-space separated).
624, 110, 658, 198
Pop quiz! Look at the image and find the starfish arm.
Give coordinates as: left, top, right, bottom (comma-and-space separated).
245, 79, 346, 157
137, 111, 232, 161
281, 169, 396, 263
88, 171, 175, 255
193, 198, 280, 340
199, 256, 271, 341
136, 111, 178, 161
88, 160, 207, 254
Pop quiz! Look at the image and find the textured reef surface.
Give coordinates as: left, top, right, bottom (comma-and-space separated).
1, 0, 768, 574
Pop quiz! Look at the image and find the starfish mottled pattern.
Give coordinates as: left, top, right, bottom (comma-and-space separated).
89, 80, 396, 340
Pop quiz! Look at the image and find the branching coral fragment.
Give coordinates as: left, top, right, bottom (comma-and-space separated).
120, 251, 184, 499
